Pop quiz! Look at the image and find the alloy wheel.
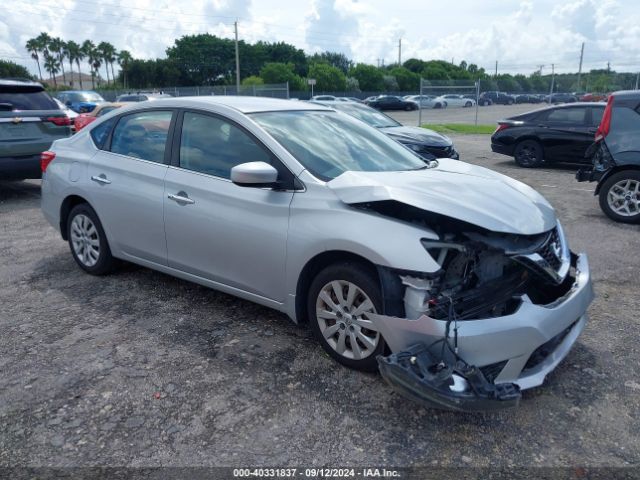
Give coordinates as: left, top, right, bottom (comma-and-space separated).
315, 280, 379, 360
607, 179, 640, 217
70, 214, 100, 267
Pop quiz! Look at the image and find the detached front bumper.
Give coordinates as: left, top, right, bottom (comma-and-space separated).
371, 252, 594, 390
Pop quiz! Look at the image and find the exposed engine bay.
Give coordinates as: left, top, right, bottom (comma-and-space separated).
355, 200, 581, 411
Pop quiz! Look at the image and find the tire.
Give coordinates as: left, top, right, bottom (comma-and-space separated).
434, 102, 442, 109
507, 99, 514, 105
598, 170, 640, 224
465, 101, 472, 107
513, 140, 544, 168
307, 262, 386, 372
67, 203, 116, 275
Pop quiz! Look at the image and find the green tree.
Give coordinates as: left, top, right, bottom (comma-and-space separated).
308, 51, 353, 75
349, 63, 384, 91
25, 38, 43, 81
259, 62, 305, 90
242, 75, 264, 86
65, 41, 82, 88
118, 50, 133, 88
0, 60, 32, 79
82, 40, 97, 88
49, 37, 67, 85
307, 62, 346, 91
43, 52, 60, 87
388, 66, 419, 91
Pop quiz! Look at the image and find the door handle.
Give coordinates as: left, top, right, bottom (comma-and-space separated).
168, 192, 195, 205
91, 174, 111, 185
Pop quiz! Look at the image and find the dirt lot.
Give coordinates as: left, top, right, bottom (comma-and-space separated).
1, 133, 639, 470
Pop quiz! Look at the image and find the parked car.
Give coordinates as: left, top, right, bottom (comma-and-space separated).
310, 95, 336, 101
310, 100, 459, 160
545, 93, 578, 104
576, 90, 640, 223
0, 79, 71, 179
480, 91, 515, 105
74, 102, 131, 132
580, 93, 607, 102
491, 102, 605, 167
54, 98, 78, 121
115, 92, 172, 102
515, 94, 543, 104
434, 94, 475, 108
41, 96, 593, 411
404, 95, 447, 109
57, 90, 105, 113
364, 95, 418, 111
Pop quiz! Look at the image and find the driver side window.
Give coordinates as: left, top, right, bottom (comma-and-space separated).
179, 111, 271, 179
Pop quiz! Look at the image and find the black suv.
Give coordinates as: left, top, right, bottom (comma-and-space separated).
480, 91, 515, 105
576, 90, 640, 223
1, 79, 71, 179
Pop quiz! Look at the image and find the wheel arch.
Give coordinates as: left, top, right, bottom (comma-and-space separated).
294, 250, 380, 325
595, 165, 640, 195
59, 194, 92, 240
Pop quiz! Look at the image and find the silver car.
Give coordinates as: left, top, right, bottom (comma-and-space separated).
41, 97, 593, 410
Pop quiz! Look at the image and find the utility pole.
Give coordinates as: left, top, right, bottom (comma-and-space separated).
376, 58, 380, 68
548, 63, 555, 103
577, 42, 585, 92
234, 20, 240, 93
495, 60, 498, 78
635, 72, 639, 90
397, 39, 402, 66
538, 64, 544, 75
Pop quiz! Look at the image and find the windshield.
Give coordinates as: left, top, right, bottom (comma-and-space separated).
327, 103, 400, 128
68, 92, 104, 102
251, 110, 426, 181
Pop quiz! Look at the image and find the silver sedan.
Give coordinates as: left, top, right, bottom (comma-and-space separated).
40, 97, 593, 410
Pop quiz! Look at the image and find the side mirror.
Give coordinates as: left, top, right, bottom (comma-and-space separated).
230, 161, 278, 187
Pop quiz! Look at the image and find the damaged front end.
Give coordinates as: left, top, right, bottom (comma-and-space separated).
358, 201, 594, 411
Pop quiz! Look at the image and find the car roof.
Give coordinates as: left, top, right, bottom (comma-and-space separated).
128, 96, 333, 114
611, 90, 640, 100
0, 78, 44, 88
59, 90, 100, 94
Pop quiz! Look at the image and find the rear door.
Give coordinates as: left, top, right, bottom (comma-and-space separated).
87, 109, 175, 264
537, 106, 591, 161
163, 109, 294, 302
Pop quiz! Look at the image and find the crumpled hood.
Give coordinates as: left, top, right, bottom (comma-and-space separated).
327, 158, 556, 235
380, 126, 451, 147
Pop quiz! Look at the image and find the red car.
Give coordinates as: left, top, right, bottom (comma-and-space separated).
580, 93, 607, 102
74, 102, 130, 131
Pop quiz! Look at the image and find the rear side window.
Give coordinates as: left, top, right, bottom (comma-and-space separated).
0, 88, 58, 110
110, 110, 172, 163
611, 105, 640, 134
90, 117, 117, 150
546, 107, 587, 124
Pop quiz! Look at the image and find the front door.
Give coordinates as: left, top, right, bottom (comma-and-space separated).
163, 110, 294, 302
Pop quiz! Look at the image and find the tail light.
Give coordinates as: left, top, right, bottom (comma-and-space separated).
494, 123, 511, 134
44, 116, 71, 126
41, 151, 56, 172
595, 95, 614, 141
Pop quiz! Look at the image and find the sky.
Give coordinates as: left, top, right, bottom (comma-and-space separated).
1, 0, 639, 77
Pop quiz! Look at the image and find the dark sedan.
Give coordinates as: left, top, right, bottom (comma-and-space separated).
311, 100, 459, 160
491, 102, 605, 167
364, 95, 418, 111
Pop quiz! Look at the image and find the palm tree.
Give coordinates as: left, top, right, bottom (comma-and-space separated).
49, 37, 66, 85
97, 42, 114, 85
66, 41, 82, 87
25, 38, 43, 81
118, 50, 132, 88
74, 44, 85, 89
106, 45, 118, 87
82, 40, 96, 88
43, 52, 60, 87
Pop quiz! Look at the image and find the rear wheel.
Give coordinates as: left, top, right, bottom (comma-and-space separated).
598, 171, 640, 224
514, 140, 544, 168
307, 263, 385, 372
465, 101, 472, 107
67, 203, 116, 275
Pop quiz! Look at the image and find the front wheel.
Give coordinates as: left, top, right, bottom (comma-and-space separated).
598, 171, 640, 224
307, 263, 385, 372
514, 140, 544, 168
465, 101, 472, 107
67, 203, 116, 275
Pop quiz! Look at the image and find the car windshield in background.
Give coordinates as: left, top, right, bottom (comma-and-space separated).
0, 89, 58, 110
328, 103, 400, 128
67, 92, 104, 102
251, 110, 426, 181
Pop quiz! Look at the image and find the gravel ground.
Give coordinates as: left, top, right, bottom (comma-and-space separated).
1, 133, 639, 470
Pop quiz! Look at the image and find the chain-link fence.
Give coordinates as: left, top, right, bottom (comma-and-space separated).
95, 83, 289, 101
